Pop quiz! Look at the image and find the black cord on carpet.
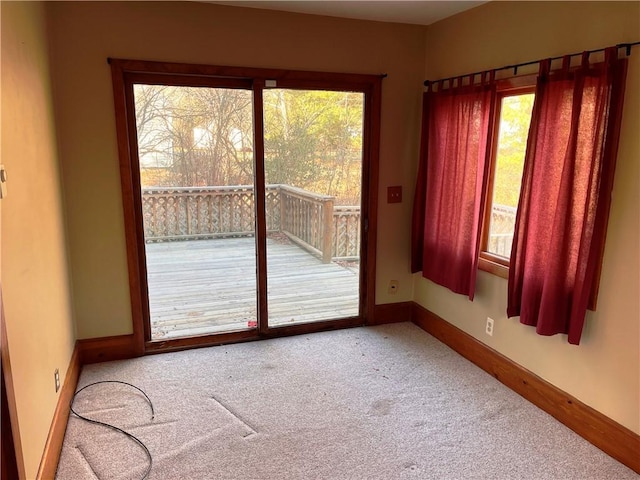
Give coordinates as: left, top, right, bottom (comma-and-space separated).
70, 381, 154, 480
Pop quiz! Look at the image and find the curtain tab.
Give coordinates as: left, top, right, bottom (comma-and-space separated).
489, 70, 496, 83
538, 58, 551, 81
581, 51, 590, 69
604, 46, 617, 65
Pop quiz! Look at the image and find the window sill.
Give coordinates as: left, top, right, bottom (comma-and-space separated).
478, 254, 600, 311
478, 255, 509, 279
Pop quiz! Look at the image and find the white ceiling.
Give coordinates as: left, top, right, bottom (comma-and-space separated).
208, 1, 486, 26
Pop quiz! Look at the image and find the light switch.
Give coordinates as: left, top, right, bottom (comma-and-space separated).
387, 185, 402, 204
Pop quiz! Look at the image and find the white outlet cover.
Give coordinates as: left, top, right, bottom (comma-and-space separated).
486, 317, 494, 336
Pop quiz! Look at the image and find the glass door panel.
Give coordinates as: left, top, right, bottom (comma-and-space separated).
133, 85, 257, 340
263, 89, 364, 327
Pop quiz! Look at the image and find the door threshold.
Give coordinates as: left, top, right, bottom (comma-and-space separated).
144, 317, 363, 354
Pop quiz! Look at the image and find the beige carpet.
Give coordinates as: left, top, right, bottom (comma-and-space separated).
56, 323, 637, 479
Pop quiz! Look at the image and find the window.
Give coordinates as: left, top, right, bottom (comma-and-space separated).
413, 49, 628, 342
475, 62, 623, 314
479, 84, 535, 278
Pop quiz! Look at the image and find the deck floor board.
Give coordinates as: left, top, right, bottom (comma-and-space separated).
146, 237, 359, 339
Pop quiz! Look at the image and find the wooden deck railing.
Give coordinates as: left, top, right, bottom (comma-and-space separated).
141, 185, 280, 240
142, 186, 515, 263
488, 204, 517, 257
333, 207, 360, 260
141, 185, 360, 263
277, 185, 334, 263
142, 186, 516, 263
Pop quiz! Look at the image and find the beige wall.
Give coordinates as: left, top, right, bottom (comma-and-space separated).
1, 2, 77, 478
46, 1, 425, 339
418, 1, 640, 434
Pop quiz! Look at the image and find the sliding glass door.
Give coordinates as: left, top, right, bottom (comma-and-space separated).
263, 88, 363, 327
110, 59, 380, 351
132, 84, 258, 339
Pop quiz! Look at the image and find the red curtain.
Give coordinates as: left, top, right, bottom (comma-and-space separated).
507, 48, 627, 344
411, 75, 495, 299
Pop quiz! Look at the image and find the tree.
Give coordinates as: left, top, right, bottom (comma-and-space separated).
263, 89, 363, 204
134, 85, 254, 188
493, 94, 535, 207
133, 85, 364, 205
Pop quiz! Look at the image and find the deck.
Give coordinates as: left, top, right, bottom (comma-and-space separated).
146, 237, 360, 339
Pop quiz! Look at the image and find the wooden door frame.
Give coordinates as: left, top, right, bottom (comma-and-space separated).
109, 58, 382, 353
1, 287, 25, 479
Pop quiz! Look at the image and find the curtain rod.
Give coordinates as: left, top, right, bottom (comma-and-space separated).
423, 41, 640, 86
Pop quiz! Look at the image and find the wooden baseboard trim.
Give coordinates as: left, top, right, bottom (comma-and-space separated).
411, 302, 640, 474
78, 334, 138, 364
36, 344, 81, 480
370, 302, 412, 325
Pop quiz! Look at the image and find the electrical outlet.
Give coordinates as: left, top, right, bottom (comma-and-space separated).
54, 369, 60, 393
486, 317, 494, 336
388, 280, 399, 294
